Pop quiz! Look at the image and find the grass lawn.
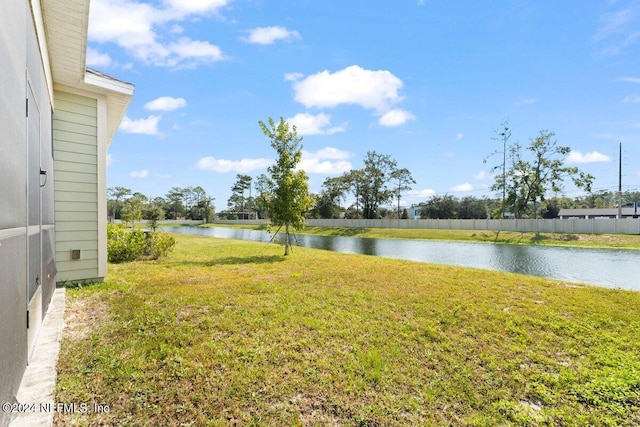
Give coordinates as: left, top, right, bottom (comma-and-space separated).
55, 234, 640, 426
202, 222, 640, 250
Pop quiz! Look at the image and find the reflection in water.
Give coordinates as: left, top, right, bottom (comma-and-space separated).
489, 245, 551, 277
169, 226, 640, 291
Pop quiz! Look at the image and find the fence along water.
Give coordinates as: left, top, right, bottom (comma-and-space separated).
212, 218, 640, 235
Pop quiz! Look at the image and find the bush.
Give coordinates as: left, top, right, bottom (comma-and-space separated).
145, 231, 176, 260
107, 224, 176, 263
107, 224, 147, 263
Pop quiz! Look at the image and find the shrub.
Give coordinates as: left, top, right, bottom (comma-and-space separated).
145, 231, 176, 260
107, 224, 177, 263
107, 224, 147, 263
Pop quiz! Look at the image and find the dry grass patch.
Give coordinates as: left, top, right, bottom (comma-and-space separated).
62, 292, 110, 343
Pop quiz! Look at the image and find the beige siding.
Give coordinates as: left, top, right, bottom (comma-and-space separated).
53, 90, 100, 282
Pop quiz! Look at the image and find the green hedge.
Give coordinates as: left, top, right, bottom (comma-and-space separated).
107, 224, 175, 263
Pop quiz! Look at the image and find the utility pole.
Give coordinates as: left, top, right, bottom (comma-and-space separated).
500, 124, 511, 219
248, 180, 253, 220
618, 142, 622, 219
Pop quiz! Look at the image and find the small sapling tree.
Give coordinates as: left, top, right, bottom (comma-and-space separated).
259, 117, 312, 255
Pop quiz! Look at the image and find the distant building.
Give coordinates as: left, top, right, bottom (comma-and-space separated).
558, 205, 639, 219
411, 206, 422, 220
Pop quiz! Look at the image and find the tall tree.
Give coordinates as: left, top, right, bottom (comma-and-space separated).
253, 173, 271, 219
390, 167, 416, 217
458, 196, 488, 219
310, 190, 340, 219
356, 151, 398, 219
259, 117, 313, 255
143, 201, 165, 230
421, 194, 458, 219
192, 186, 215, 222
121, 193, 147, 227
107, 186, 132, 221
485, 121, 512, 219
182, 186, 195, 215
228, 174, 253, 218
490, 129, 594, 218
165, 187, 185, 219
342, 169, 364, 218
315, 176, 350, 219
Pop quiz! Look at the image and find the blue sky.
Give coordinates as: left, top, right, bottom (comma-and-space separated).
90, 0, 640, 208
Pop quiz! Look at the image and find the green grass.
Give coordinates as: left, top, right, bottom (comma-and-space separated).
205, 222, 640, 250
55, 234, 640, 426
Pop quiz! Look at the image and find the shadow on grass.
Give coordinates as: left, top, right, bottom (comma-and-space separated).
531, 233, 550, 243
176, 255, 285, 267
491, 231, 531, 244
315, 227, 370, 236
554, 234, 579, 241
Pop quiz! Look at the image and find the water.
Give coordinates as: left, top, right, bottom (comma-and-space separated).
168, 226, 640, 291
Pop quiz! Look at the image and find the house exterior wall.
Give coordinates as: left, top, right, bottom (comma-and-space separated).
27, 0, 57, 339
1, 0, 55, 424
53, 90, 103, 283
1, 1, 131, 422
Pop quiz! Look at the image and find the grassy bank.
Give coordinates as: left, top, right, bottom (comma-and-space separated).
202, 222, 640, 250
56, 234, 640, 426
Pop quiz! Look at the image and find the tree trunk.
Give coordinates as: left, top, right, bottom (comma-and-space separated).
284, 222, 290, 256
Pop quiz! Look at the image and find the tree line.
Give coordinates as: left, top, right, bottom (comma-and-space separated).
221, 150, 416, 221
107, 186, 215, 227
108, 118, 636, 229
107, 185, 640, 227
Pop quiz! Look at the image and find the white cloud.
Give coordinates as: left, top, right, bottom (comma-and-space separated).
164, 38, 225, 68
86, 47, 112, 67
119, 115, 161, 135
106, 153, 114, 167
290, 65, 415, 126
593, 2, 640, 56
566, 151, 612, 163
515, 98, 536, 106
456, 133, 464, 140
89, 0, 156, 45
617, 76, 640, 83
299, 159, 352, 174
623, 94, 640, 102
291, 65, 405, 112
304, 147, 351, 160
287, 113, 346, 135
169, 24, 184, 34
88, 0, 228, 68
450, 183, 473, 192
378, 109, 415, 127
284, 72, 304, 82
165, 0, 230, 15
241, 26, 301, 45
129, 169, 149, 178
195, 157, 272, 173
407, 189, 437, 199
144, 96, 187, 111
299, 147, 352, 174
473, 171, 489, 180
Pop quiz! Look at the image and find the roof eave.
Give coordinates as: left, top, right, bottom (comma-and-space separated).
41, 0, 134, 144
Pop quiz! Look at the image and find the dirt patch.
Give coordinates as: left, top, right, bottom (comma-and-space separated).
62, 296, 109, 342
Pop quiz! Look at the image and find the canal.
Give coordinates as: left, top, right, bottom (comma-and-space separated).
168, 226, 640, 291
